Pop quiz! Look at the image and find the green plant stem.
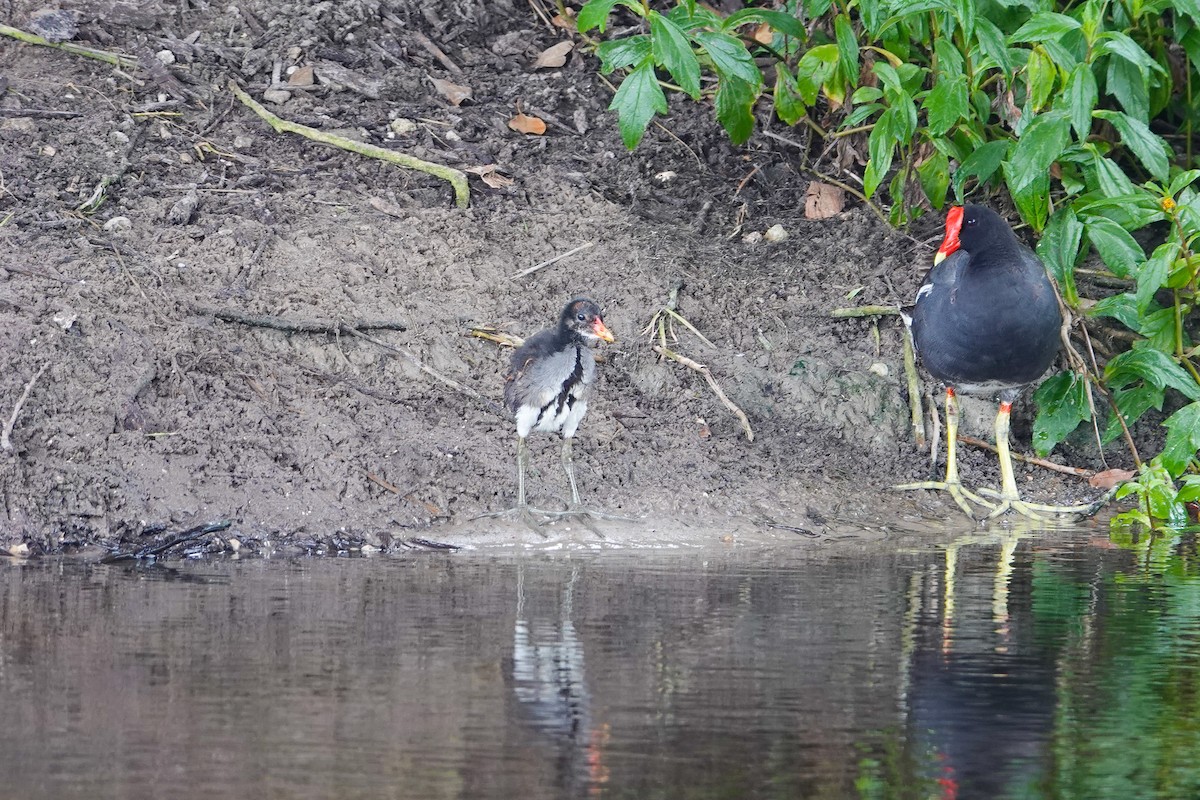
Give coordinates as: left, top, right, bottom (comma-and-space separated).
0, 24, 138, 68
228, 81, 469, 208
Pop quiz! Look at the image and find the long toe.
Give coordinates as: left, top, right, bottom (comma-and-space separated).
895, 480, 995, 520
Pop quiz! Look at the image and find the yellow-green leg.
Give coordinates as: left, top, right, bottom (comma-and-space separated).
978, 402, 1104, 519
897, 387, 994, 519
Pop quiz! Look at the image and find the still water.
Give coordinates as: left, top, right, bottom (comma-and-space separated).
1, 527, 1198, 799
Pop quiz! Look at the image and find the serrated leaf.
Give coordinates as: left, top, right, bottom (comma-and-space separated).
596, 35, 652, 74
1085, 215, 1145, 277
773, 65, 806, 126
1059, 63, 1097, 140
795, 44, 839, 105
974, 17, 1013, 75
722, 8, 807, 39
1007, 166, 1050, 230
578, 0, 639, 33
1026, 46, 1056, 112
1099, 31, 1167, 74
1088, 148, 1137, 196
934, 38, 964, 76
1089, 292, 1139, 330
834, 14, 860, 85
693, 31, 762, 89
925, 73, 968, 136
1106, 53, 1149, 123
863, 111, 895, 199
648, 12, 701, 99
608, 58, 668, 149
1161, 402, 1200, 476
1005, 110, 1070, 194
1136, 307, 1180, 353
1033, 372, 1090, 456
1136, 242, 1174, 312
1038, 206, 1083, 305
1103, 385, 1163, 445
715, 75, 757, 145
916, 149, 950, 209
952, 139, 1008, 198
1169, 169, 1200, 196
1093, 109, 1172, 180
1105, 348, 1200, 400
1008, 12, 1081, 43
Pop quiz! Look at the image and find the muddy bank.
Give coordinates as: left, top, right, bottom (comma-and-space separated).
0, 1, 1115, 554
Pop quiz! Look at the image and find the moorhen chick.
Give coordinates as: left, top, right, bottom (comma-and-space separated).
898, 205, 1096, 519
495, 298, 616, 526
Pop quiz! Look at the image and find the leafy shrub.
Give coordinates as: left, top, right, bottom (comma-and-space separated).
576, 0, 1200, 527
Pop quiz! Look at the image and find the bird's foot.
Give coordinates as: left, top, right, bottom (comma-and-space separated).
895, 480, 995, 520
976, 488, 1109, 521
535, 506, 639, 537
472, 505, 551, 535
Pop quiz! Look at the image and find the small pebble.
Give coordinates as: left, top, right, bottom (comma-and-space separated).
764, 224, 789, 243
742, 231, 763, 245
167, 192, 199, 225
109, 130, 130, 146
869, 362, 889, 377
39, 145, 56, 157
233, 134, 253, 150
102, 216, 132, 233
155, 49, 176, 65
390, 118, 417, 135
262, 89, 291, 104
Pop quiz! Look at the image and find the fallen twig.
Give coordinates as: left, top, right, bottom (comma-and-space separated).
831, 304, 900, 318
228, 81, 470, 208
509, 241, 594, 279
101, 520, 232, 562
340, 327, 507, 418
2, 363, 48, 452
957, 435, 1092, 477
201, 306, 408, 333
411, 30, 464, 74
0, 24, 138, 68
653, 345, 754, 441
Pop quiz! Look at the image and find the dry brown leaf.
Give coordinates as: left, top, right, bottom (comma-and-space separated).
463, 164, 515, 189
551, 13, 575, 29
534, 40, 574, 68
368, 196, 406, 218
804, 181, 845, 219
508, 113, 547, 135
288, 66, 315, 87
1089, 468, 1136, 489
431, 77, 473, 106
752, 23, 773, 45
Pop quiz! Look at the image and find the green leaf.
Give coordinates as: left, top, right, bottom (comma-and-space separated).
596, 35, 652, 74
1136, 242, 1174, 312
1105, 348, 1200, 400
1106, 52, 1149, 123
1089, 292, 1139, 330
1038, 206, 1083, 305
1093, 110, 1172, 180
795, 44, 839, 105
1088, 147, 1137, 196
974, 17, 1013, 75
851, 86, 884, 104
715, 75, 757, 145
1103, 385, 1163, 445
693, 31, 762, 89
1098, 31, 1167, 75
952, 139, 1008, 198
834, 14, 860, 85
608, 57, 669, 149
1005, 110, 1070, 195
1177, 0, 1200, 25
649, 12, 701, 99
863, 111, 895, 199
1008, 167, 1050, 230
773, 65, 806, 126
1008, 12, 1081, 43
1161, 402, 1200, 476
1085, 215, 1145, 277
1033, 372, 1090, 456
916, 149, 950, 208
1026, 46, 1056, 112
873, 60, 903, 98
925, 74, 969, 136
1136, 307, 1180, 353
578, 0, 640, 33
1060, 63, 1097, 139
722, 8, 807, 40
1169, 169, 1200, 197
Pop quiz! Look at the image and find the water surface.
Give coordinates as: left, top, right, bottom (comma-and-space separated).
1, 527, 1197, 799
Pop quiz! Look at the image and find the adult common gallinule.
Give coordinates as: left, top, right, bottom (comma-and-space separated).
498, 298, 615, 525
898, 205, 1095, 519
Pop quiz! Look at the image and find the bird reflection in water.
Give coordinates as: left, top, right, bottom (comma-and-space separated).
507, 565, 609, 796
